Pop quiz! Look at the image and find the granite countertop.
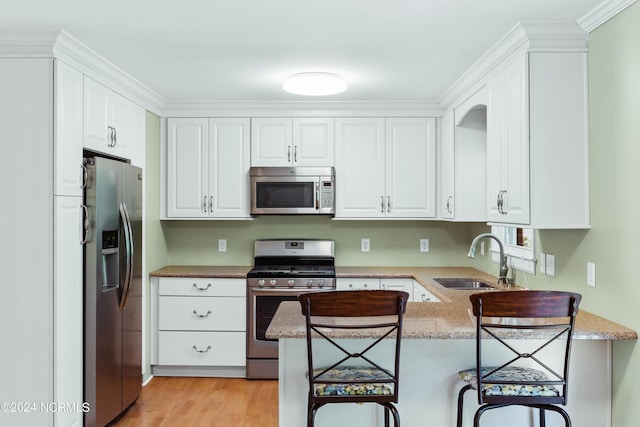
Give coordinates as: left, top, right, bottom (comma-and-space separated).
150, 265, 252, 278
149, 265, 637, 340
267, 266, 638, 341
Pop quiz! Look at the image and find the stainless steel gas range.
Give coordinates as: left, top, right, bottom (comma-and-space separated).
246, 239, 336, 379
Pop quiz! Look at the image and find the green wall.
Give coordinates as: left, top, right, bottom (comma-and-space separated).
143, 111, 167, 382
163, 217, 483, 267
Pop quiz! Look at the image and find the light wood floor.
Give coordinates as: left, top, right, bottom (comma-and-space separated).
109, 377, 279, 427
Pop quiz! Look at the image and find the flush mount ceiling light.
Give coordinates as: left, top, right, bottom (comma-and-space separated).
282, 72, 348, 96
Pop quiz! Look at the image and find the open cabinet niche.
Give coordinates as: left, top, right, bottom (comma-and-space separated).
441, 87, 487, 221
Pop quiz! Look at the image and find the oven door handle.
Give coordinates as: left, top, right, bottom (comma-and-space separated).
248, 287, 333, 296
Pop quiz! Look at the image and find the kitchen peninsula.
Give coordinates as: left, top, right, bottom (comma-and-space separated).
267, 267, 637, 427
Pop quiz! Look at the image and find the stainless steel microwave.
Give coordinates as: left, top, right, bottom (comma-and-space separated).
250, 167, 335, 215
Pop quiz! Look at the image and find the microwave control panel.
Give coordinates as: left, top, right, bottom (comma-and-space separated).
320, 181, 334, 208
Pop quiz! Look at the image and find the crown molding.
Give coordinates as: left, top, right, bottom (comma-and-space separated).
161, 100, 442, 118
53, 30, 165, 114
578, 0, 638, 33
439, 22, 587, 111
0, 30, 58, 56
0, 29, 165, 115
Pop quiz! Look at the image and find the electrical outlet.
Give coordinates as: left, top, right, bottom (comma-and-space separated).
218, 239, 227, 252
361, 238, 370, 252
587, 262, 596, 288
539, 253, 547, 275
420, 238, 429, 252
545, 254, 555, 276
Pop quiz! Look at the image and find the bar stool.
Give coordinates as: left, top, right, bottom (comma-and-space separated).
456, 290, 581, 427
299, 290, 409, 427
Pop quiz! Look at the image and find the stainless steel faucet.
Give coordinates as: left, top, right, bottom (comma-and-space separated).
468, 233, 510, 286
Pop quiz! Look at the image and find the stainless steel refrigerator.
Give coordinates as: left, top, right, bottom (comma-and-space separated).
83, 155, 142, 427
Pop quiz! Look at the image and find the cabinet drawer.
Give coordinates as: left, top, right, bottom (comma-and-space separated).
336, 278, 380, 290
158, 331, 245, 366
159, 277, 245, 297
159, 296, 245, 331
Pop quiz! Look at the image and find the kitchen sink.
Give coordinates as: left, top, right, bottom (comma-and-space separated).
433, 278, 496, 290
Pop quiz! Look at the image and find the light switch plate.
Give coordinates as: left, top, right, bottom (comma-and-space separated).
539, 253, 546, 275
218, 239, 227, 252
361, 238, 370, 252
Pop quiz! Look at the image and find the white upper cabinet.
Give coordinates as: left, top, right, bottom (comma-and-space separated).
439, 88, 487, 221
54, 60, 84, 197
251, 117, 334, 166
335, 118, 436, 219
385, 118, 436, 218
486, 50, 589, 228
486, 54, 530, 224
335, 118, 386, 217
84, 76, 144, 161
440, 110, 456, 220
166, 118, 251, 219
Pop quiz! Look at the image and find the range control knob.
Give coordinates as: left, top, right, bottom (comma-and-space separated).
318, 279, 325, 288
287, 279, 295, 287
269, 279, 277, 287
258, 279, 265, 287
306, 280, 314, 288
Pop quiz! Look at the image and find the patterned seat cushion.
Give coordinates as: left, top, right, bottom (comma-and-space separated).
312, 367, 394, 396
458, 366, 560, 397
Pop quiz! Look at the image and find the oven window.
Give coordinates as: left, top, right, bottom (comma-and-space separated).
255, 182, 315, 208
255, 295, 300, 341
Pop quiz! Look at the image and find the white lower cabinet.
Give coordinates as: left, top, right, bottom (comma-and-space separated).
380, 278, 413, 295
152, 277, 246, 376
412, 281, 440, 302
337, 278, 381, 291
158, 332, 246, 366
337, 278, 440, 303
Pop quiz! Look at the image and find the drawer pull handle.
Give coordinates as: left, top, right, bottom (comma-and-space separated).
192, 345, 212, 354
192, 283, 212, 291
192, 309, 212, 318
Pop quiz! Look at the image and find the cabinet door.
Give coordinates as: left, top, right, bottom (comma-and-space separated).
166, 118, 209, 217
54, 196, 84, 427
251, 118, 293, 166
334, 118, 386, 218
336, 278, 380, 290
208, 118, 251, 218
292, 118, 334, 166
386, 118, 436, 218
84, 77, 111, 153
380, 279, 413, 300
487, 55, 530, 224
83, 77, 132, 160
109, 91, 133, 158
440, 111, 455, 219
54, 60, 84, 197
412, 282, 440, 302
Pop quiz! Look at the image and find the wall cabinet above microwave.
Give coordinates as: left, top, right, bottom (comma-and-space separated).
250, 118, 334, 167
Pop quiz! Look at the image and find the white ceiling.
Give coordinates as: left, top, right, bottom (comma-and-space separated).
2, 0, 607, 103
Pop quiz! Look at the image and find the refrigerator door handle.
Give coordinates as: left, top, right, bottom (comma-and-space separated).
119, 202, 134, 311
80, 204, 89, 244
